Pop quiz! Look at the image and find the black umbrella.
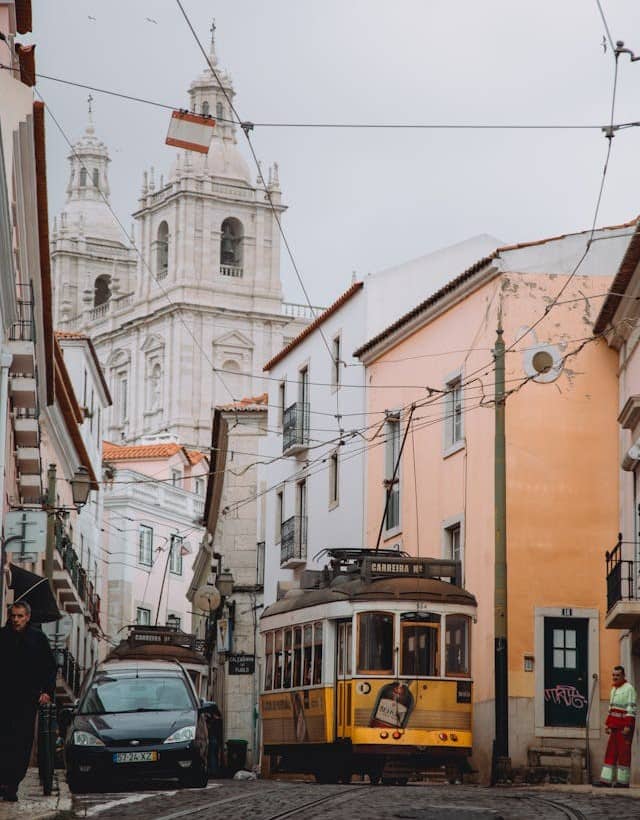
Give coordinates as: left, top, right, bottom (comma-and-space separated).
7, 563, 61, 624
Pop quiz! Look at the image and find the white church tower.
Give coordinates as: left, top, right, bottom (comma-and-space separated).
52, 26, 313, 447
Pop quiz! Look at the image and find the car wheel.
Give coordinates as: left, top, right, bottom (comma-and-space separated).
180, 761, 209, 789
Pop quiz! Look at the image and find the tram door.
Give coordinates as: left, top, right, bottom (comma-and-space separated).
335, 620, 353, 739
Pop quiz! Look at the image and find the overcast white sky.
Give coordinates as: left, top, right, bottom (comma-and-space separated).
28, 1, 640, 307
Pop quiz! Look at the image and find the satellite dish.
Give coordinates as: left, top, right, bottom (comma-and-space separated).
194, 585, 221, 613
42, 612, 73, 646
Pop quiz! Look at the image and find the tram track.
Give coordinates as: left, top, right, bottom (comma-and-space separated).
151, 784, 361, 820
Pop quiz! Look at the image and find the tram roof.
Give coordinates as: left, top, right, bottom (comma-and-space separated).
261, 576, 477, 619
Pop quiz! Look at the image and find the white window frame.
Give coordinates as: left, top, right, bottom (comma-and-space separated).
329, 449, 339, 509
136, 606, 151, 625
443, 370, 464, 456
383, 410, 402, 536
275, 487, 284, 544
442, 514, 464, 583
170, 535, 183, 575
278, 381, 286, 427
117, 372, 129, 425
331, 334, 341, 391
138, 525, 153, 566
171, 469, 182, 488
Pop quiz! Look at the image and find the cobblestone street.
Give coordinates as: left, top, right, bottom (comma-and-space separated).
60, 779, 640, 820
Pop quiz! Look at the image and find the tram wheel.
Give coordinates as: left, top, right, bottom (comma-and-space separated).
368, 772, 382, 785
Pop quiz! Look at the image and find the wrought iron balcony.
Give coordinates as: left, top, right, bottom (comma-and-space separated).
605, 534, 640, 629
57, 648, 82, 699
282, 402, 310, 454
280, 514, 307, 568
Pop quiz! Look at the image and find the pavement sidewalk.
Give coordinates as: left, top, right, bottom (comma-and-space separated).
0, 768, 71, 820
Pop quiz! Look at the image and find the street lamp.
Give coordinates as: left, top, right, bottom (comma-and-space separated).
69, 466, 92, 510
216, 568, 234, 598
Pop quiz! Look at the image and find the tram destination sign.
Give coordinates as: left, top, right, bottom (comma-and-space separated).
363, 556, 460, 584
228, 653, 255, 675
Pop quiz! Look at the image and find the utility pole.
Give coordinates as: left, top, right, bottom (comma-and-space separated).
44, 463, 57, 585
493, 321, 510, 781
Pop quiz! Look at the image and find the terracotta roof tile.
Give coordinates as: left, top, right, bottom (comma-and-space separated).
187, 450, 206, 465
263, 283, 363, 371
103, 442, 183, 461
217, 392, 268, 412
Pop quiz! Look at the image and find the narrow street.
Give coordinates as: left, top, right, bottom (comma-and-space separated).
64, 779, 640, 820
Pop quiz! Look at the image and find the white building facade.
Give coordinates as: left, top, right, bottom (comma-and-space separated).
50, 29, 313, 448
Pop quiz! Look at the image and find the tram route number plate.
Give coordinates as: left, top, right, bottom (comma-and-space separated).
113, 751, 158, 763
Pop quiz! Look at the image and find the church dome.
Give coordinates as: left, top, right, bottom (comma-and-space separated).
55, 104, 130, 248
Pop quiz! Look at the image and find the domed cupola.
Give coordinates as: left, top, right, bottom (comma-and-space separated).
184, 21, 252, 183
57, 99, 124, 245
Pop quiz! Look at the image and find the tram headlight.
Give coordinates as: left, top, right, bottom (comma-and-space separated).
392, 731, 402, 740
450, 733, 458, 742
379, 731, 389, 739
438, 732, 448, 741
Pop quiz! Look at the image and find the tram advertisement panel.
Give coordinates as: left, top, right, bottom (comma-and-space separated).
261, 689, 328, 744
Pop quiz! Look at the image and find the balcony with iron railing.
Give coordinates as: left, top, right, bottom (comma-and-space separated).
282, 402, 310, 454
53, 531, 88, 615
605, 534, 640, 629
280, 514, 308, 568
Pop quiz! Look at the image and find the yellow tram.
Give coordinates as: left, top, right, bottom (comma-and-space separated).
259, 549, 477, 784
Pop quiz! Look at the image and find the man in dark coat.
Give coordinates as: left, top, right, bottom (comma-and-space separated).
0, 601, 57, 801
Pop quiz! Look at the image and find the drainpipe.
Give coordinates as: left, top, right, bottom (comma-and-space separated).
0, 350, 14, 617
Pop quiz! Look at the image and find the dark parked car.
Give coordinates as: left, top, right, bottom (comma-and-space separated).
63, 659, 211, 793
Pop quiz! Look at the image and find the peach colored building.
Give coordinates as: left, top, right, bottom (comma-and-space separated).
594, 218, 640, 784
355, 224, 634, 782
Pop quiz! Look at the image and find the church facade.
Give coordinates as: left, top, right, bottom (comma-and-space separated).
51, 29, 314, 448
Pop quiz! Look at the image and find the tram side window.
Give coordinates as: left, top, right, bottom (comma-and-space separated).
313, 622, 323, 685
264, 632, 273, 691
284, 628, 293, 688
274, 630, 283, 689
401, 615, 440, 676
294, 626, 302, 687
303, 625, 313, 686
446, 614, 471, 677
357, 612, 393, 674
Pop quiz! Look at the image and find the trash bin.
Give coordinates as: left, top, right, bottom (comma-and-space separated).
226, 739, 248, 773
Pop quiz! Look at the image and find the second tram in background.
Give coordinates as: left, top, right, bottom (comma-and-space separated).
259, 549, 476, 784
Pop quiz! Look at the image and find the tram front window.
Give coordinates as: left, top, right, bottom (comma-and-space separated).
284, 628, 293, 688
357, 612, 393, 674
446, 614, 471, 676
303, 625, 313, 686
274, 630, 283, 689
401, 613, 440, 677
313, 622, 323, 685
293, 626, 302, 687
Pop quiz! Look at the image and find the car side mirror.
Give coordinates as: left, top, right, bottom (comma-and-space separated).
199, 699, 219, 716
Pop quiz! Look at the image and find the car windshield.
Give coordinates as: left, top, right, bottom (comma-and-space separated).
79, 674, 194, 714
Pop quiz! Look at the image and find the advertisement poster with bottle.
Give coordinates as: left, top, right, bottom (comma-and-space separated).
369, 682, 415, 728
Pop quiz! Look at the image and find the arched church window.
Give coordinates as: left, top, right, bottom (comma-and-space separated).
94, 275, 111, 307
220, 218, 243, 274
216, 101, 223, 120
156, 221, 169, 277
202, 101, 210, 117
80, 167, 87, 187
93, 169, 100, 187
221, 359, 244, 402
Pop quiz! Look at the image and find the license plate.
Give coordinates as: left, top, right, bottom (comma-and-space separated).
113, 751, 158, 763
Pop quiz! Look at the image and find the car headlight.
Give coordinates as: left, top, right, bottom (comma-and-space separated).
164, 725, 196, 744
73, 731, 105, 747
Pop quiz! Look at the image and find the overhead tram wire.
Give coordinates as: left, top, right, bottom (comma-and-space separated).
3, 64, 633, 132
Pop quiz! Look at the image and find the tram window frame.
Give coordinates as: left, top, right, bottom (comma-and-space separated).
357, 611, 394, 676
284, 628, 293, 688
274, 630, 283, 690
400, 613, 441, 677
313, 622, 323, 685
264, 632, 273, 691
293, 626, 303, 687
445, 614, 471, 678
303, 624, 313, 686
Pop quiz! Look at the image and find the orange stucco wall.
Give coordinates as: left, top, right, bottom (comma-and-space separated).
364, 270, 619, 710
